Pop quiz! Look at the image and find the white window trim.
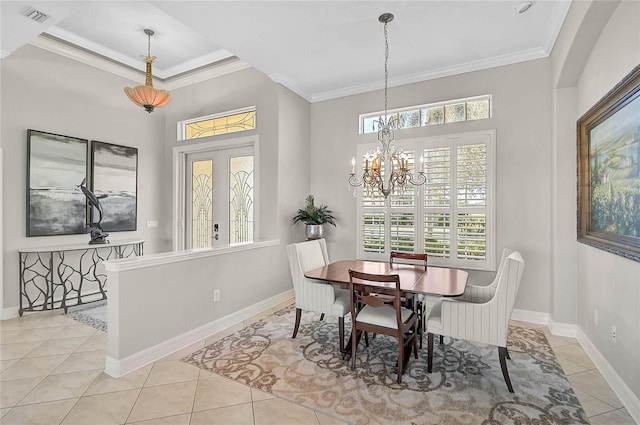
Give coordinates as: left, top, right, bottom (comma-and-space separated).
172, 135, 260, 251
355, 129, 496, 271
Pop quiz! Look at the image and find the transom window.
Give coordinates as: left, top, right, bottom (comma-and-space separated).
178, 106, 256, 141
360, 95, 491, 135
357, 130, 496, 271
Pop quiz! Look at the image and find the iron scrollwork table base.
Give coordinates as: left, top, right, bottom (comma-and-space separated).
18, 239, 144, 316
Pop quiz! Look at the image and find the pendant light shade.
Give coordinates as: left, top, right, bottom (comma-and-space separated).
124, 29, 170, 113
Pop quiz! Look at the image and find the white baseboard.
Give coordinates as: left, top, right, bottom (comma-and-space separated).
576, 328, 640, 424
104, 289, 294, 378
548, 320, 577, 338
1, 306, 20, 320
511, 308, 549, 326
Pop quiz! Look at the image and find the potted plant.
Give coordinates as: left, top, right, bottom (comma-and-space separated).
292, 195, 336, 240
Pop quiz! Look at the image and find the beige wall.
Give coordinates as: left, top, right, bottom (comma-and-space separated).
0, 45, 168, 313
552, 0, 640, 400
310, 59, 553, 313
575, 1, 640, 398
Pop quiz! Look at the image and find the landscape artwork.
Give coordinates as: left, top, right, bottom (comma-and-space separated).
589, 95, 640, 237
27, 130, 88, 236
577, 64, 640, 262
91, 141, 138, 232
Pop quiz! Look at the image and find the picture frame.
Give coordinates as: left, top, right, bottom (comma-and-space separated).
577, 64, 640, 262
27, 130, 88, 237
90, 140, 138, 232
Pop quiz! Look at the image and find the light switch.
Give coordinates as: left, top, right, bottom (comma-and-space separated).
146, 220, 158, 228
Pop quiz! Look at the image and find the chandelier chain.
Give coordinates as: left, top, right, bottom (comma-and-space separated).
383, 20, 389, 124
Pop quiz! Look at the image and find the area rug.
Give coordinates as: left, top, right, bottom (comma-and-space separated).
67, 300, 107, 332
182, 307, 588, 425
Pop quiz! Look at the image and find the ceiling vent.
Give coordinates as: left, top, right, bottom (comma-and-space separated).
20, 6, 52, 24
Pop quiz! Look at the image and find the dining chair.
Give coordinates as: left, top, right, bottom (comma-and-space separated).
286, 239, 349, 353
389, 251, 428, 348
348, 269, 419, 383
426, 250, 525, 392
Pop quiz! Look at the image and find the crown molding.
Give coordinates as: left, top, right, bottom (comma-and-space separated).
27, 34, 250, 90
544, 1, 572, 55
269, 73, 312, 102
311, 46, 550, 103
0, 50, 10, 59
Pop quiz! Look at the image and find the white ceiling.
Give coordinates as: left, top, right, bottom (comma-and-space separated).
1, 1, 571, 102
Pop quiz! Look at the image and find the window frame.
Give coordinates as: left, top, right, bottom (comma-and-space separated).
177, 106, 256, 141
356, 130, 496, 271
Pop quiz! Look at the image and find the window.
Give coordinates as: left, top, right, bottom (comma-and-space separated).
357, 130, 495, 271
178, 106, 256, 141
360, 96, 491, 134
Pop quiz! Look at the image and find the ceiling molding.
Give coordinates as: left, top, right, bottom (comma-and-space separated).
161, 49, 235, 78
543, 1, 572, 55
268, 73, 312, 102
163, 59, 252, 91
311, 46, 550, 103
0, 50, 10, 59
27, 34, 251, 91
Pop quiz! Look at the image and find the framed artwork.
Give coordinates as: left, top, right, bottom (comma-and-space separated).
91, 140, 138, 232
27, 130, 88, 236
577, 64, 640, 262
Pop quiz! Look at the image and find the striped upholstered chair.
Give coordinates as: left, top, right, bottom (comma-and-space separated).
286, 239, 350, 353
426, 250, 525, 392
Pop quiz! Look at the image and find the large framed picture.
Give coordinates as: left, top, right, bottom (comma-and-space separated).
91, 141, 138, 232
577, 64, 640, 262
27, 130, 88, 236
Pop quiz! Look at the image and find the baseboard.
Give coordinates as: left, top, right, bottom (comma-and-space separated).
511, 308, 549, 326
548, 320, 577, 338
1, 306, 20, 320
104, 289, 294, 378
576, 327, 640, 424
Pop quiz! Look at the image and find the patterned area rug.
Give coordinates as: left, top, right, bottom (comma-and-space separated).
67, 300, 107, 332
183, 307, 588, 425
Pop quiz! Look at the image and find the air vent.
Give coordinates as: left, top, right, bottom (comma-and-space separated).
20, 6, 52, 24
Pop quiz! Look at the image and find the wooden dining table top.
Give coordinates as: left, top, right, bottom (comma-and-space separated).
304, 260, 468, 297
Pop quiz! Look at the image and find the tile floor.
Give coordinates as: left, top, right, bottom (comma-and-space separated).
0, 307, 636, 425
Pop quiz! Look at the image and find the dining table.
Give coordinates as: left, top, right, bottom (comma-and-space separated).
304, 259, 469, 297
304, 259, 469, 358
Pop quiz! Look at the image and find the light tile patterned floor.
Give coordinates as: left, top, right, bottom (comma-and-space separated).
0, 307, 636, 425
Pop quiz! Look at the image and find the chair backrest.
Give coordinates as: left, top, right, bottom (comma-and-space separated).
462, 248, 514, 302
486, 250, 525, 346
348, 270, 402, 329
286, 239, 336, 313
390, 252, 428, 270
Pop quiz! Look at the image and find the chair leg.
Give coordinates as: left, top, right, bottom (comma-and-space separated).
319, 313, 325, 321
338, 317, 345, 353
427, 332, 434, 373
397, 333, 404, 384
439, 335, 444, 344
292, 308, 302, 339
499, 346, 514, 393
413, 328, 419, 359
505, 347, 510, 360
364, 332, 369, 347
351, 327, 358, 370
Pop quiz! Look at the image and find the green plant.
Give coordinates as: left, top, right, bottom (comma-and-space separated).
292, 195, 336, 226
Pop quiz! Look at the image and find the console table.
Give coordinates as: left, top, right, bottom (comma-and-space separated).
18, 239, 144, 316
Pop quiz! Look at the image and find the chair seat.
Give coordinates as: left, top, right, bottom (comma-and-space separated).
358, 304, 414, 329
332, 288, 350, 317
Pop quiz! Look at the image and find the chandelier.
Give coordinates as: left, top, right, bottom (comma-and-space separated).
349, 13, 425, 199
124, 29, 171, 113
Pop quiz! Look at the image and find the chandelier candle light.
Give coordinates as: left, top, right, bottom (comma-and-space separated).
124, 29, 171, 113
349, 13, 425, 199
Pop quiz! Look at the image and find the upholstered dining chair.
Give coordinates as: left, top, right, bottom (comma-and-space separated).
389, 251, 428, 348
426, 250, 525, 392
348, 269, 419, 383
286, 239, 350, 353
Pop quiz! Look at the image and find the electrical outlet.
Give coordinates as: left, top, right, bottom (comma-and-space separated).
594, 309, 599, 327
213, 289, 220, 302
611, 325, 617, 343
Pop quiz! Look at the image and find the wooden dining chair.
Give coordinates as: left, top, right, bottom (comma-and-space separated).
426, 251, 525, 392
389, 251, 428, 348
348, 269, 418, 383
286, 239, 350, 353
